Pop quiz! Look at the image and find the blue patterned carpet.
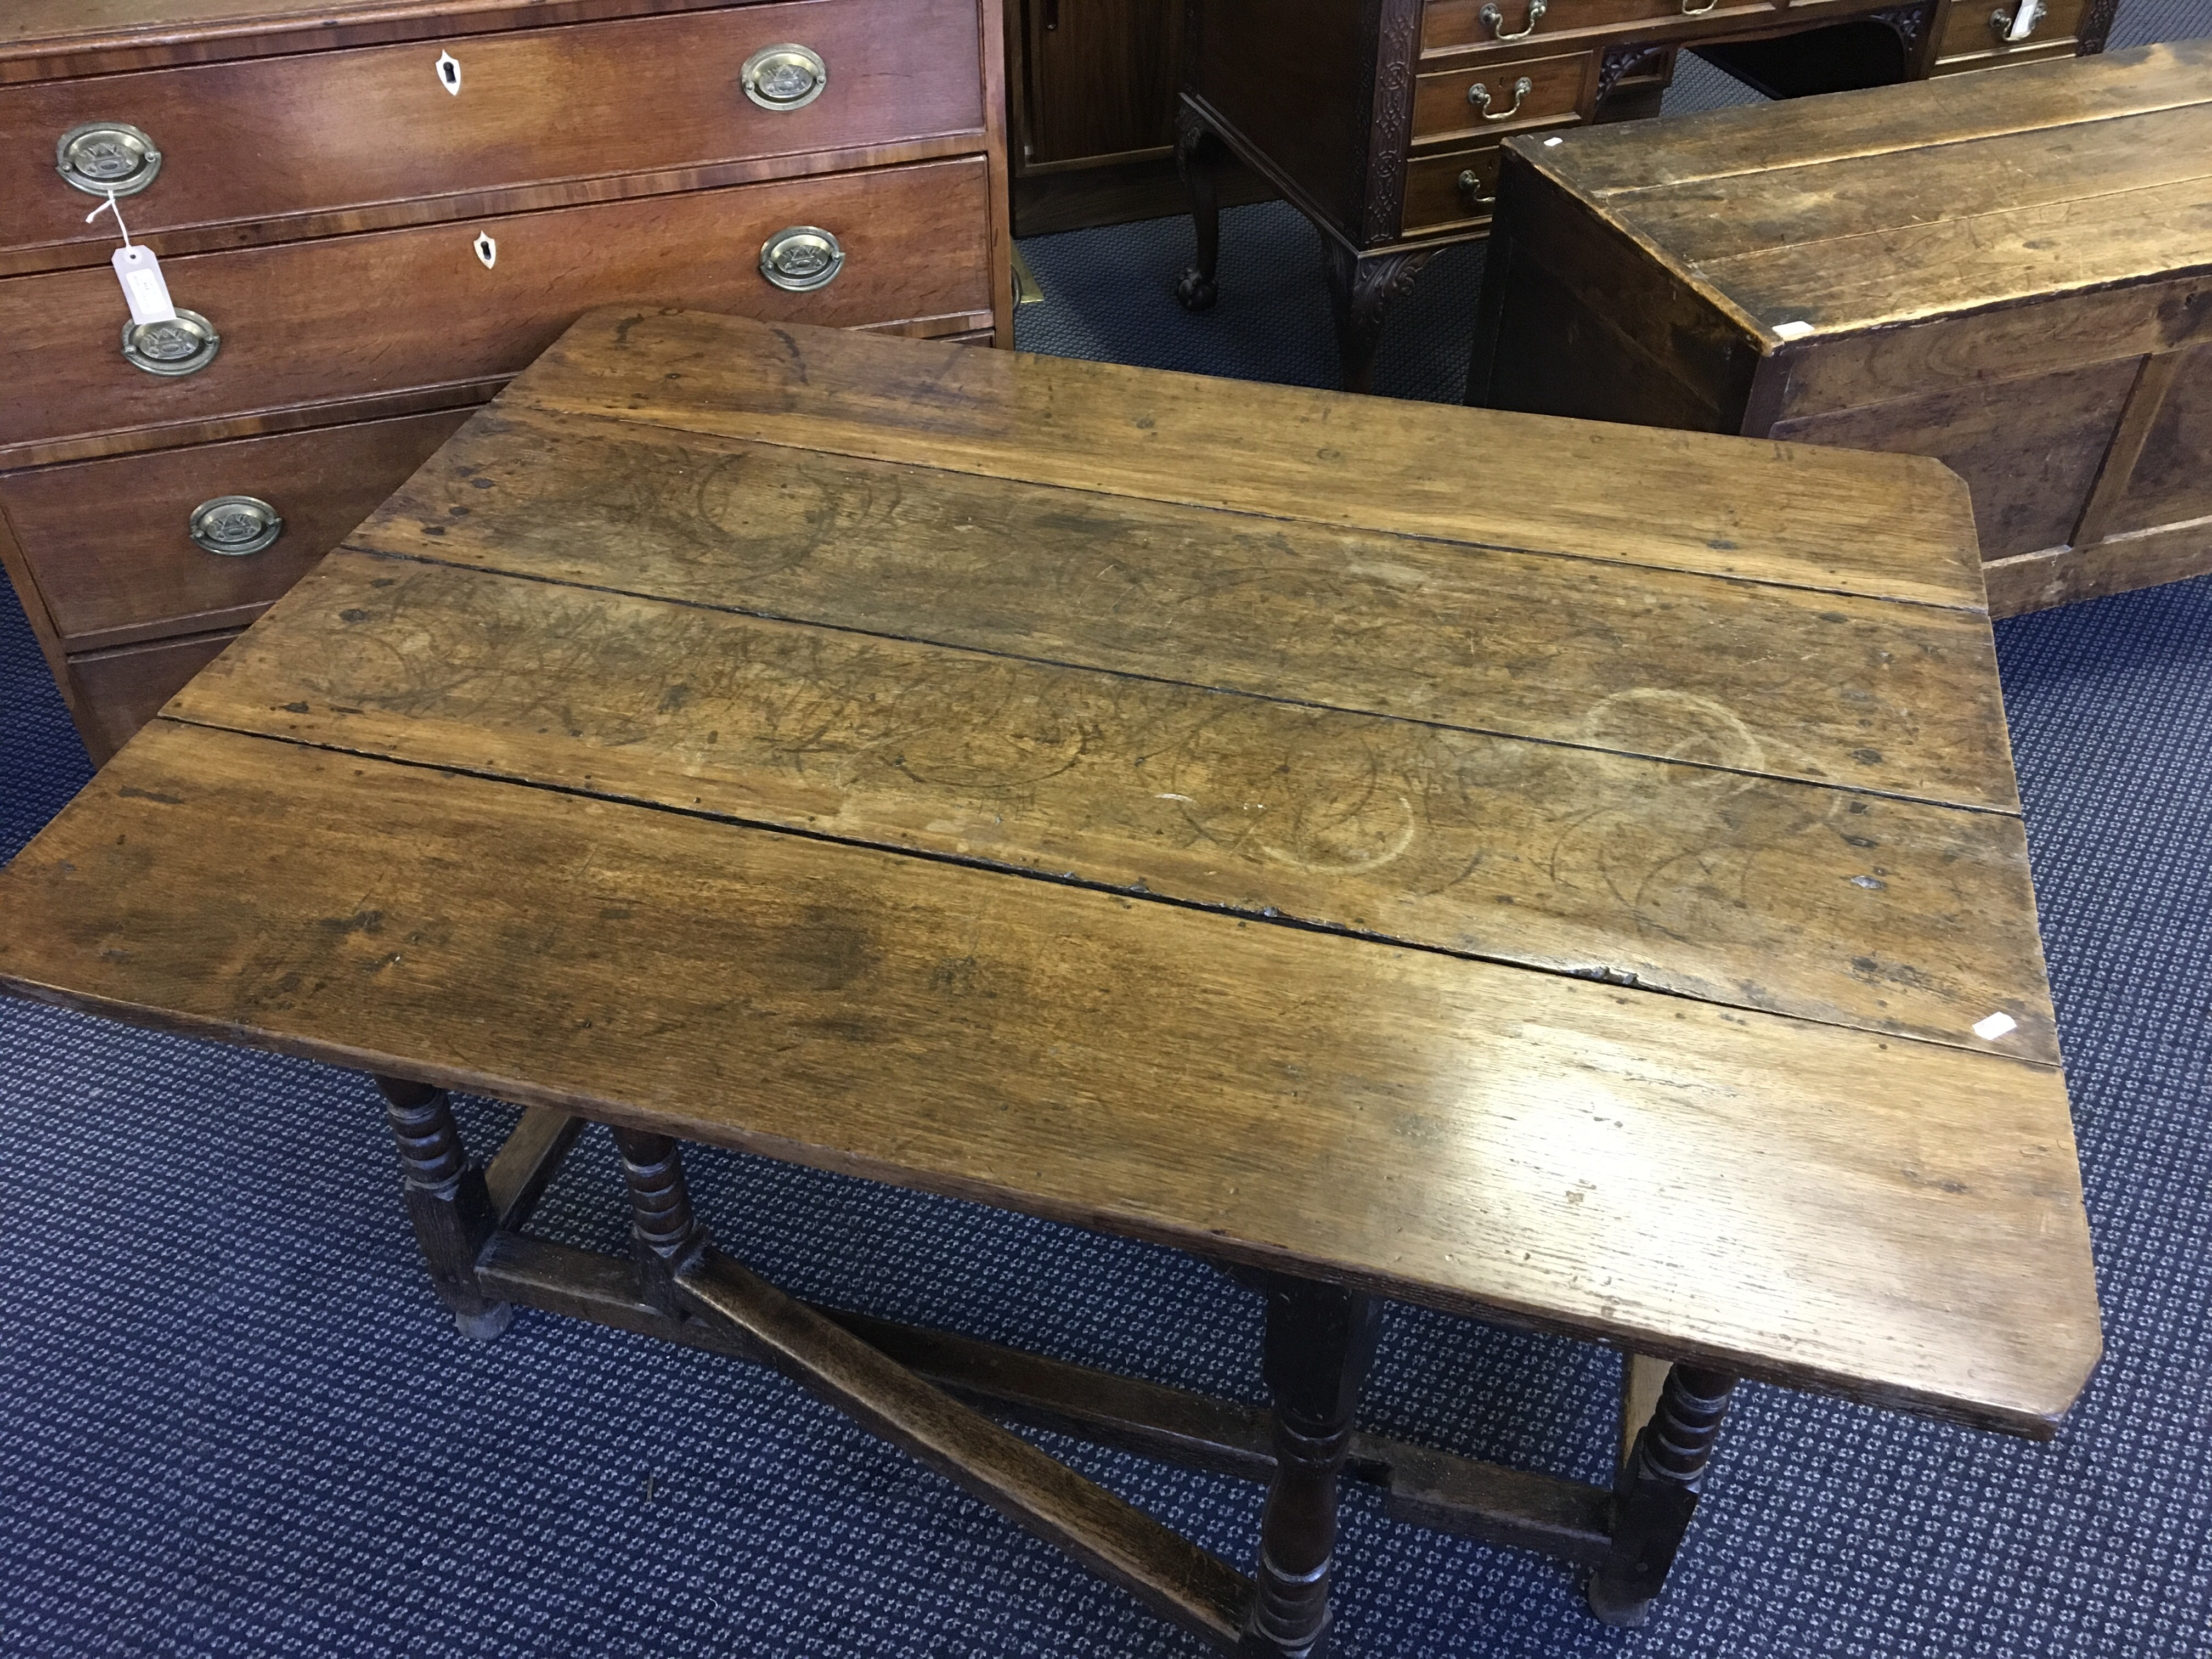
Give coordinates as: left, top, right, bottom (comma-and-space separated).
5, 22, 2211, 1655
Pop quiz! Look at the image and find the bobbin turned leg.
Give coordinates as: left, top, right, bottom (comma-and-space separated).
374, 1076, 510, 1340
1587, 1363, 1739, 1627
1245, 1273, 1383, 1658
611, 1128, 710, 1313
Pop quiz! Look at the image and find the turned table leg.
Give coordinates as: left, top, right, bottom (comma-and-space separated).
1176, 106, 1224, 313
1245, 1273, 1382, 1658
1318, 242, 1437, 397
1587, 1362, 1738, 1627
374, 1075, 510, 1340
612, 1127, 710, 1313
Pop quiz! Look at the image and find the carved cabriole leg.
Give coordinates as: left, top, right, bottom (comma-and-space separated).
1244, 1273, 1383, 1658
374, 1075, 510, 1340
1587, 1362, 1739, 1627
1175, 105, 1223, 313
1318, 241, 1435, 397
611, 1128, 710, 1313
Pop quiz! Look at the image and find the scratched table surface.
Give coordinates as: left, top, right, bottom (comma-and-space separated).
0, 309, 2100, 1436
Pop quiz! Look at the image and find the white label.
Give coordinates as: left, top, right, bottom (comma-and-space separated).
111, 244, 177, 325
1972, 1012, 2019, 1041
436, 50, 462, 94
1543, 136, 1565, 147
1773, 319, 1815, 341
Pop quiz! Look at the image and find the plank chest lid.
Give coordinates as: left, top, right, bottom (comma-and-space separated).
1505, 40, 2212, 347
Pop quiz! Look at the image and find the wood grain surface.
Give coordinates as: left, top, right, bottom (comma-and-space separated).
496, 308, 1988, 610
172, 549, 2058, 1059
328, 402, 2019, 809
1532, 37, 2212, 194
0, 313, 2100, 1439
0, 720, 2099, 1435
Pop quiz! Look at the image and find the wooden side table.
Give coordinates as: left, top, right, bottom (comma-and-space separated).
0, 312, 2100, 1650
1173, 0, 2120, 391
1467, 42, 2212, 615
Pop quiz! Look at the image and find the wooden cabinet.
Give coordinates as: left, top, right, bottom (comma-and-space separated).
1466, 42, 2212, 616
0, 0, 1011, 763
1173, 0, 2121, 391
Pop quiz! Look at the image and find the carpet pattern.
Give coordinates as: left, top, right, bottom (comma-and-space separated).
4, 20, 2211, 1656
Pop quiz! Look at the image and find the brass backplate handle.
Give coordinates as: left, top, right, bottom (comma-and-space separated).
120, 308, 220, 377
741, 43, 828, 110
188, 495, 284, 556
759, 225, 845, 291
1478, 0, 1547, 38
56, 122, 162, 197
1470, 76, 1535, 119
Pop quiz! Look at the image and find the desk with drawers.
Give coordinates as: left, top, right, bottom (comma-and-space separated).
0, 0, 1012, 762
1172, 0, 2119, 391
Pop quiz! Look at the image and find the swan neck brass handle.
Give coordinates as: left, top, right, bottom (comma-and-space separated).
1478, 0, 1545, 38
188, 495, 284, 556
1990, 0, 2046, 37
1457, 170, 1498, 210
1681, 0, 1719, 14
741, 44, 828, 110
57, 122, 162, 197
1469, 76, 1534, 120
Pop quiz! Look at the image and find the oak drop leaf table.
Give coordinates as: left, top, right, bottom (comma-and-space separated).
0, 311, 2101, 1651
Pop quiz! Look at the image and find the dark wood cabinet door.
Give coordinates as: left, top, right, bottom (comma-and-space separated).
1018, 0, 1182, 170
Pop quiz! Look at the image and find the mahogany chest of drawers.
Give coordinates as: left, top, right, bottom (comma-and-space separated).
1172, 0, 2119, 391
0, 0, 1012, 762
1466, 42, 2211, 616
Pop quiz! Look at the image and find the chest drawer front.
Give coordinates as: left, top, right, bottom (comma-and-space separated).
66, 628, 243, 763
1413, 50, 1590, 144
1402, 144, 1503, 234
1422, 0, 1772, 55
1, 409, 475, 651
0, 156, 992, 459
0, 0, 984, 270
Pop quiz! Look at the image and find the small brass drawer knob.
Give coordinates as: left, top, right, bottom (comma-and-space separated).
57, 121, 162, 197
759, 225, 844, 292
741, 44, 828, 111
121, 308, 220, 376
188, 495, 283, 556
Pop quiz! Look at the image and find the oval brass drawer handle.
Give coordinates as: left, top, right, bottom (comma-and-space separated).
1469, 76, 1534, 120
121, 308, 220, 377
57, 121, 162, 198
188, 495, 284, 556
759, 225, 844, 292
1478, 0, 1546, 40
742, 43, 828, 111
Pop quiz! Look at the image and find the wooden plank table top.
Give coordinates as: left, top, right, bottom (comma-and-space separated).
0, 309, 2100, 1438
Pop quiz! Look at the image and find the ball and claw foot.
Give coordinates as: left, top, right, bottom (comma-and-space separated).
1176, 268, 1218, 312
1585, 1573, 1654, 1628
453, 1302, 514, 1342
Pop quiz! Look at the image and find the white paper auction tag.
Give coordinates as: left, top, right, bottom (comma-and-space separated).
112, 244, 178, 325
